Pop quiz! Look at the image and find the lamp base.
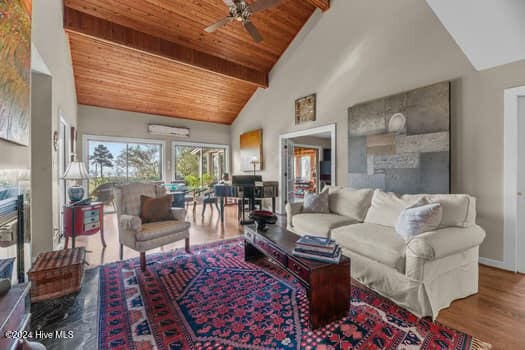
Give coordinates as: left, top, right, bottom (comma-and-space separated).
68, 185, 85, 202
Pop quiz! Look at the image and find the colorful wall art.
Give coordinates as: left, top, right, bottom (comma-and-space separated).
240, 129, 263, 172
0, 0, 32, 146
348, 81, 450, 194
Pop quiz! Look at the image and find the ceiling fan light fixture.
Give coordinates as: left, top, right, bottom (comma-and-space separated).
204, 0, 281, 42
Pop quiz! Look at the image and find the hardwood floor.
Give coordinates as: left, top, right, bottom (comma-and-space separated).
437, 265, 525, 349
74, 205, 524, 349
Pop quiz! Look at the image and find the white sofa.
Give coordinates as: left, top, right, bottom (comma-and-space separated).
286, 187, 486, 319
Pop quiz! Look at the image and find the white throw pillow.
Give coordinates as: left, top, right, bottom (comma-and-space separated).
395, 198, 443, 239
303, 190, 330, 213
402, 194, 475, 228
364, 190, 421, 227
327, 187, 373, 221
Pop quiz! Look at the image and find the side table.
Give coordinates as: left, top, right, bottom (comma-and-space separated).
63, 202, 105, 249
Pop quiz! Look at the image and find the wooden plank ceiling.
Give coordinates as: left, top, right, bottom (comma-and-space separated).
64, 0, 328, 124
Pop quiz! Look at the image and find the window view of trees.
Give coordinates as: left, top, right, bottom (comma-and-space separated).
86, 140, 225, 192
174, 145, 226, 187
90, 144, 114, 178
87, 140, 162, 192
174, 146, 200, 179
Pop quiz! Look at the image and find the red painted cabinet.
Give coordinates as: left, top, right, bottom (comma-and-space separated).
63, 202, 106, 248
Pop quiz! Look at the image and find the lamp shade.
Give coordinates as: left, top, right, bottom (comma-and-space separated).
63, 161, 90, 180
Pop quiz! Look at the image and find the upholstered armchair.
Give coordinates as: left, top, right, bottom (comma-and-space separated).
113, 183, 190, 271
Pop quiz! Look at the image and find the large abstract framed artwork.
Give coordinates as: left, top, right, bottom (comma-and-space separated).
0, 0, 32, 146
240, 129, 263, 172
348, 82, 450, 194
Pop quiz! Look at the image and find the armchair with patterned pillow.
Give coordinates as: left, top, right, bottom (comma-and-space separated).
113, 183, 191, 271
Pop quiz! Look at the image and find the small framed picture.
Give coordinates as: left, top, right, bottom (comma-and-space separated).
295, 93, 316, 124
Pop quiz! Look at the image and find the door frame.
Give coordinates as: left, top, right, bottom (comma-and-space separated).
278, 124, 336, 214
294, 144, 323, 196
502, 86, 525, 273
58, 113, 70, 237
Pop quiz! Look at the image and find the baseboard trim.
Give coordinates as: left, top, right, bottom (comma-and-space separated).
479, 257, 515, 272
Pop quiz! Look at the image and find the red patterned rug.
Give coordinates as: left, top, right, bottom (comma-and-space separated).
98, 238, 491, 349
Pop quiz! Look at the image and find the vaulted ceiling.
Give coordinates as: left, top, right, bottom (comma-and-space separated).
64, 0, 330, 124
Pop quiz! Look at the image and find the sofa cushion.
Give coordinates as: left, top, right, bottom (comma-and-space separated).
140, 195, 174, 223
403, 194, 475, 228
395, 198, 443, 239
331, 223, 407, 273
364, 190, 420, 227
327, 186, 373, 221
137, 220, 190, 241
303, 190, 329, 213
292, 213, 357, 238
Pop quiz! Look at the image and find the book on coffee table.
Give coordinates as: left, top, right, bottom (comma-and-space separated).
292, 246, 342, 264
296, 235, 337, 252
294, 246, 338, 257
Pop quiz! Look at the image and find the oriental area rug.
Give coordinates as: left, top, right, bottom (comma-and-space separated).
98, 238, 491, 350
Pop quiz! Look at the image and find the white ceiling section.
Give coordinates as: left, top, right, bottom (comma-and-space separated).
426, 0, 525, 71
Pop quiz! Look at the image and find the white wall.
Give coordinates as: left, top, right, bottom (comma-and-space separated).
30, 73, 54, 257
231, 0, 525, 262
31, 0, 78, 253
77, 105, 231, 181
426, 0, 525, 70
32, 0, 78, 126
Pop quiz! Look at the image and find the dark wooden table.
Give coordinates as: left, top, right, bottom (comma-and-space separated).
0, 282, 30, 350
244, 224, 350, 329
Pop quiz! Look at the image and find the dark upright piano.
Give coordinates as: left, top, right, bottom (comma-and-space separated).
214, 175, 278, 224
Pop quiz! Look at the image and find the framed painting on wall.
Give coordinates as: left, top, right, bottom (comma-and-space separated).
295, 94, 316, 124
240, 129, 263, 172
347, 81, 451, 194
0, 0, 31, 146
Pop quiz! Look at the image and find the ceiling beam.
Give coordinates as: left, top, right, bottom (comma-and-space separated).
305, 0, 330, 12
63, 6, 268, 88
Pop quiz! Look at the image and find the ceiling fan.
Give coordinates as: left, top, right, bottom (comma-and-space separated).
205, 0, 281, 43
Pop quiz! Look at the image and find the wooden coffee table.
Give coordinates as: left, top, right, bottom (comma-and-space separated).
244, 224, 350, 329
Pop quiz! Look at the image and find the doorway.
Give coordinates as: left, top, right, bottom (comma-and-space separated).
504, 86, 525, 273
279, 124, 336, 212
293, 146, 321, 200
517, 95, 525, 273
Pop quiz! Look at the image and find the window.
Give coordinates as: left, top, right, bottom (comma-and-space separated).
299, 156, 311, 181
173, 143, 228, 187
85, 136, 164, 192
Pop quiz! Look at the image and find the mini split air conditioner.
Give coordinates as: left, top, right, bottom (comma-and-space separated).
147, 124, 190, 138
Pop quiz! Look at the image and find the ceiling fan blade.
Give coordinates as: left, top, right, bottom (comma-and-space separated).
243, 21, 263, 42
249, 0, 281, 12
205, 17, 234, 33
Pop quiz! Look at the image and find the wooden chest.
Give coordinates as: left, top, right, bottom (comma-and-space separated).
28, 248, 86, 302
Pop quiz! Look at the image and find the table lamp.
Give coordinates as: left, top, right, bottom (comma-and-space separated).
63, 161, 90, 202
